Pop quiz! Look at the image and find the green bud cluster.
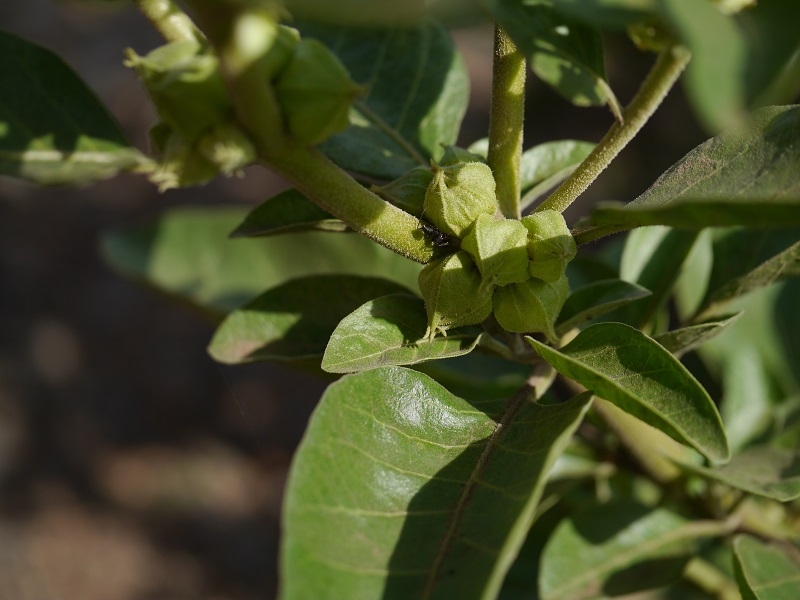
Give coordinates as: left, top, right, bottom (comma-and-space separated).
407, 157, 576, 341
126, 41, 255, 190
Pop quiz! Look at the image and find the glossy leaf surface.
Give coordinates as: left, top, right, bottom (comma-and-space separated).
230, 189, 346, 237
299, 21, 468, 179
733, 535, 800, 600
540, 500, 725, 600
0, 31, 145, 185
322, 294, 483, 373
528, 322, 729, 462
281, 367, 592, 600
208, 276, 410, 363
101, 207, 421, 317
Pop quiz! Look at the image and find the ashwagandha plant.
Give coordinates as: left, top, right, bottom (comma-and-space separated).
3, 0, 800, 597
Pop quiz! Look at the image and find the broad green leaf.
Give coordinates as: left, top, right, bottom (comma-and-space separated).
659, 0, 747, 132
678, 446, 800, 502
733, 535, 800, 600
208, 276, 410, 364
589, 198, 800, 231
468, 139, 595, 208
719, 345, 777, 452
322, 294, 483, 373
281, 367, 592, 600
540, 500, 727, 600
0, 31, 146, 185
528, 322, 730, 463
619, 226, 699, 329
490, 0, 620, 116
580, 105, 800, 242
555, 279, 651, 335
653, 312, 742, 358
548, 0, 657, 30
229, 189, 346, 237
696, 228, 800, 320
298, 21, 468, 179
101, 206, 421, 317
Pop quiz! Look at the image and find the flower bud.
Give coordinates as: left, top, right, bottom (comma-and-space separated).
125, 41, 230, 141
262, 24, 300, 81
521, 210, 577, 283
423, 161, 499, 237
461, 214, 530, 290
274, 39, 362, 144
197, 123, 257, 174
492, 275, 569, 341
418, 251, 494, 339
147, 123, 220, 191
372, 166, 433, 216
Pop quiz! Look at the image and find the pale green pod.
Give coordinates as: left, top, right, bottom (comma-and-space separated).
418, 251, 494, 339
197, 122, 257, 175
492, 274, 569, 341
521, 210, 577, 283
275, 38, 362, 144
460, 214, 530, 290
262, 24, 300, 81
372, 166, 433, 216
125, 41, 230, 141
147, 123, 220, 191
423, 161, 499, 237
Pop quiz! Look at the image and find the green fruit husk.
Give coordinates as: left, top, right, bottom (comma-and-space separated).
492, 275, 569, 340
423, 161, 499, 237
521, 210, 577, 283
461, 214, 530, 290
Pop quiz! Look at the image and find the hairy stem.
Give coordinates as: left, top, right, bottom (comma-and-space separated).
536, 45, 691, 214
185, 2, 434, 263
487, 26, 526, 219
134, 0, 199, 42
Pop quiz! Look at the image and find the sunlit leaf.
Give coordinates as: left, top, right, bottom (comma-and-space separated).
556, 279, 651, 335
322, 294, 483, 373
528, 322, 730, 463
653, 312, 742, 358
0, 31, 146, 185
281, 367, 592, 600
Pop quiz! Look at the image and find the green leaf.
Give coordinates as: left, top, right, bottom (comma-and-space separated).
229, 188, 346, 237
653, 312, 742, 358
733, 535, 800, 600
678, 446, 800, 502
581, 105, 800, 241
298, 21, 469, 179
527, 322, 730, 463
415, 353, 531, 403
101, 206, 422, 317
555, 279, 651, 335
548, 0, 657, 30
696, 228, 800, 320
490, 0, 621, 116
0, 31, 146, 185
281, 367, 592, 600
659, 0, 747, 132
540, 500, 727, 600
322, 294, 483, 373
619, 226, 699, 329
469, 138, 595, 208
208, 276, 410, 364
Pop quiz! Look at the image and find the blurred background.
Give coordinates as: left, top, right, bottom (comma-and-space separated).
0, 1, 708, 598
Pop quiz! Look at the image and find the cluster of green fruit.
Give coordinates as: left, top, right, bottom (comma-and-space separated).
126, 22, 360, 189
377, 153, 576, 341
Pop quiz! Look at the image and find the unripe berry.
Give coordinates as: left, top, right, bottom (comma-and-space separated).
521, 210, 577, 283
492, 275, 569, 341
461, 214, 530, 290
423, 161, 499, 237
274, 39, 363, 144
418, 251, 494, 339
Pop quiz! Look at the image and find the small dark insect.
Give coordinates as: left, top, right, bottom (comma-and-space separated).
420, 221, 452, 247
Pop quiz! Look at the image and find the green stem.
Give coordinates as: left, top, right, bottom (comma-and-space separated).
683, 557, 741, 600
134, 0, 200, 42
536, 45, 691, 214
487, 26, 526, 219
